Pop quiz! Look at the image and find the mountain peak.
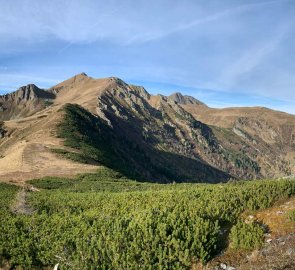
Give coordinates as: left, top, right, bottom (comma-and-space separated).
3, 83, 54, 101
68, 72, 90, 81
21, 83, 39, 89
13, 84, 42, 99
71, 72, 90, 81
0, 83, 55, 121
168, 92, 206, 106
72, 72, 88, 77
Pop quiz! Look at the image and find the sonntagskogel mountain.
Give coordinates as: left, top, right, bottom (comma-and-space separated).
0, 73, 294, 183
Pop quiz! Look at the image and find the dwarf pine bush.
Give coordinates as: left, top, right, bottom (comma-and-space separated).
229, 220, 264, 250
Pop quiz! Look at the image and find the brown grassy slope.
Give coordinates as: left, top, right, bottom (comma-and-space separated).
0, 74, 123, 184
49, 73, 119, 113
0, 105, 99, 184
183, 105, 295, 144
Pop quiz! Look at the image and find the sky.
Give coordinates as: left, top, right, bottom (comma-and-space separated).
0, 0, 295, 114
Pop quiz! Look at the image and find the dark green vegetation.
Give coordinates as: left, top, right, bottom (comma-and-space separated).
50, 148, 98, 165
56, 103, 230, 183
57, 103, 142, 180
212, 126, 261, 176
1, 170, 294, 270
0, 183, 18, 209
42, 99, 54, 108
28, 168, 177, 193
0, 121, 6, 138
229, 221, 264, 250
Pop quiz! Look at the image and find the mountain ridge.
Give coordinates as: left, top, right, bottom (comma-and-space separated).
0, 73, 294, 183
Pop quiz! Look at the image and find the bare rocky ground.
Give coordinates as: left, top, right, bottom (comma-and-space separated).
203, 198, 295, 270
203, 233, 295, 270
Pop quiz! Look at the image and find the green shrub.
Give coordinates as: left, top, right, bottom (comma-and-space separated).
287, 210, 295, 222
43, 99, 54, 107
229, 220, 264, 250
50, 148, 96, 164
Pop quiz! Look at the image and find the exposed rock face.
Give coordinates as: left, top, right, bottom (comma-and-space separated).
1, 74, 294, 181
168, 92, 206, 106
91, 81, 262, 180
0, 84, 55, 120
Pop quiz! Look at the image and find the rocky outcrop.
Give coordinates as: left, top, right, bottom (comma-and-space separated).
168, 92, 206, 106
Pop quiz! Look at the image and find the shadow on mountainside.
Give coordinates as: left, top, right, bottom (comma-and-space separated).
56, 103, 230, 183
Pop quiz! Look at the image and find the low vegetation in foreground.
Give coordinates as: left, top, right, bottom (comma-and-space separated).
0, 169, 294, 269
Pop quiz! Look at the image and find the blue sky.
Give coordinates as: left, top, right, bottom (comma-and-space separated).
0, 0, 295, 114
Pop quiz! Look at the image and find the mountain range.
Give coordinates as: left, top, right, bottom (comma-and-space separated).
0, 73, 294, 183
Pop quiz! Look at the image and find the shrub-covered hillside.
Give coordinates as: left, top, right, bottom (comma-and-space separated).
0, 170, 294, 269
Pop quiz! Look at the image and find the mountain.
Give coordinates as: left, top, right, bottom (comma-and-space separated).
0, 73, 294, 183
0, 84, 55, 121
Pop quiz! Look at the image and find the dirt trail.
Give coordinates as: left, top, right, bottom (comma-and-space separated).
10, 185, 37, 215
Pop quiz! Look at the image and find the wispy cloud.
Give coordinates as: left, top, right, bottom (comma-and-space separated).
218, 20, 294, 90
125, 0, 290, 44
1, 0, 286, 47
